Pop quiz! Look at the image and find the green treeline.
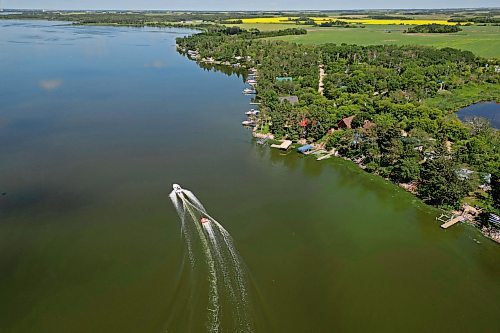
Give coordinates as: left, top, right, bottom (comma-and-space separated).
177, 31, 500, 214
406, 24, 462, 33
315, 20, 350, 27
449, 16, 500, 24
0, 11, 289, 24
367, 15, 414, 20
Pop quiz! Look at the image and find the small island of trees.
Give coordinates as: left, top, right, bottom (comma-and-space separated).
406, 24, 462, 33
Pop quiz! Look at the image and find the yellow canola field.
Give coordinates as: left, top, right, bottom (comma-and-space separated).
233, 17, 463, 26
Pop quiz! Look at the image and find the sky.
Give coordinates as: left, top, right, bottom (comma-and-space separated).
3, 1, 499, 10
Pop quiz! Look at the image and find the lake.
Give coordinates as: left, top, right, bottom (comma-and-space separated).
457, 101, 500, 129
1, 20, 499, 333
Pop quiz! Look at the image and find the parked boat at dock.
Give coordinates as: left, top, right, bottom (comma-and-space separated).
245, 109, 260, 116
242, 120, 257, 127
242, 88, 256, 94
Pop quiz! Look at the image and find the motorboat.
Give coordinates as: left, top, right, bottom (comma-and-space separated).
245, 109, 260, 116
242, 120, 256, 127
242, 88, 256, 94
172, 184, 183, 194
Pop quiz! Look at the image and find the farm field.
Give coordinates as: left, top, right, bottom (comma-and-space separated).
223, 23, 299, 31
233, 16, 461, 25
265, 24, 500, 58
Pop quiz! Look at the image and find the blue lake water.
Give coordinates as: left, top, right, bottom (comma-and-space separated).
457, 101, 500, 129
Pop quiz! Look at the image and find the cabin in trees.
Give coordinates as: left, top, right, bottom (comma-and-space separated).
337, 115, 355, 129
362, 120, 375, 130
337, 116, 374, 130
279, 96, 299, 105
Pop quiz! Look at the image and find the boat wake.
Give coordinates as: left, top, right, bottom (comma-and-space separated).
169, 184, 253, 333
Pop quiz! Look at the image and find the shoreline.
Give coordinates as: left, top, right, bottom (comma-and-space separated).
177, 43, 500, 244
6, 16, 497, 243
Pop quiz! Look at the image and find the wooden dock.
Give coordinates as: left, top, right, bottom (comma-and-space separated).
271, 140, 292, 150
317, 152, 335, 161
438, 215, 465, 229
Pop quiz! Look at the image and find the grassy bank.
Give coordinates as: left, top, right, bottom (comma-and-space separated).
265, 24, 500, 58
424, 83, 500, 112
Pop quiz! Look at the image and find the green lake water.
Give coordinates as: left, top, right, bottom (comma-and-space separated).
0, 20, 499, 333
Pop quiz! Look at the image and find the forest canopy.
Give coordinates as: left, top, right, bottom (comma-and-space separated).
177, 29, 500, 213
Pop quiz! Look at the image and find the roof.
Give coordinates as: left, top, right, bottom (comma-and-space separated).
489, 214, 500, 226
276, 77, 293, 82
297, 144, 313, 153
363, 120, 375, 130
279, 96, 299, 105
338, 115, 355, 129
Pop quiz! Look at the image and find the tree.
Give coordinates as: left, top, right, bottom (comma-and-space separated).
492, 171, 500, 211
393, 158, 420, 182
419, 156, 471, 207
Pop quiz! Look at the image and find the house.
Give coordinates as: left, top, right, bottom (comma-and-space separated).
362, 120, 375, 130
337, 115, 355, 129
489, 214, 500, 226
279, 96, 299, 105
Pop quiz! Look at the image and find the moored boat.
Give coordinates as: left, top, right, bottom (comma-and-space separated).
245, 109, 260, 116
242, 88, 256, 94
242, 120, 256, 127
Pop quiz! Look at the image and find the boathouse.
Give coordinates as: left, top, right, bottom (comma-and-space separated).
297, 144, 313, 154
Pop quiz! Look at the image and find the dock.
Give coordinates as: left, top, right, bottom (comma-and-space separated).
305, 149, 326, 156
317, 151, 337, 161
437, 214, 465, 229
271, 140, 292, 150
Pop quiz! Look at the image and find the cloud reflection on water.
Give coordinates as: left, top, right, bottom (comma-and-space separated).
39, 79, 62, 91
144, 60, 167, 68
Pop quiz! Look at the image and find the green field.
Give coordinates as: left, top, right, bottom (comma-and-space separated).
258, 24, 500, 58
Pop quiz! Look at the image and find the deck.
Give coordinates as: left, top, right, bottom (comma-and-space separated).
271, 140, 292, 150
437, 214, 465, 229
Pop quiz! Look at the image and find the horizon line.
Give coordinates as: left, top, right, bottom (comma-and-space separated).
3, 7, 500, 11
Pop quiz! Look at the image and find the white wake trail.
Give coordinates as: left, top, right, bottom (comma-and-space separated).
169, 191, 195, 266
183, 201, 220, 333
169, 184, 253, 332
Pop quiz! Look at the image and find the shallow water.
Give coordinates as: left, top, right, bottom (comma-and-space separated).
1, 20, 499, 333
